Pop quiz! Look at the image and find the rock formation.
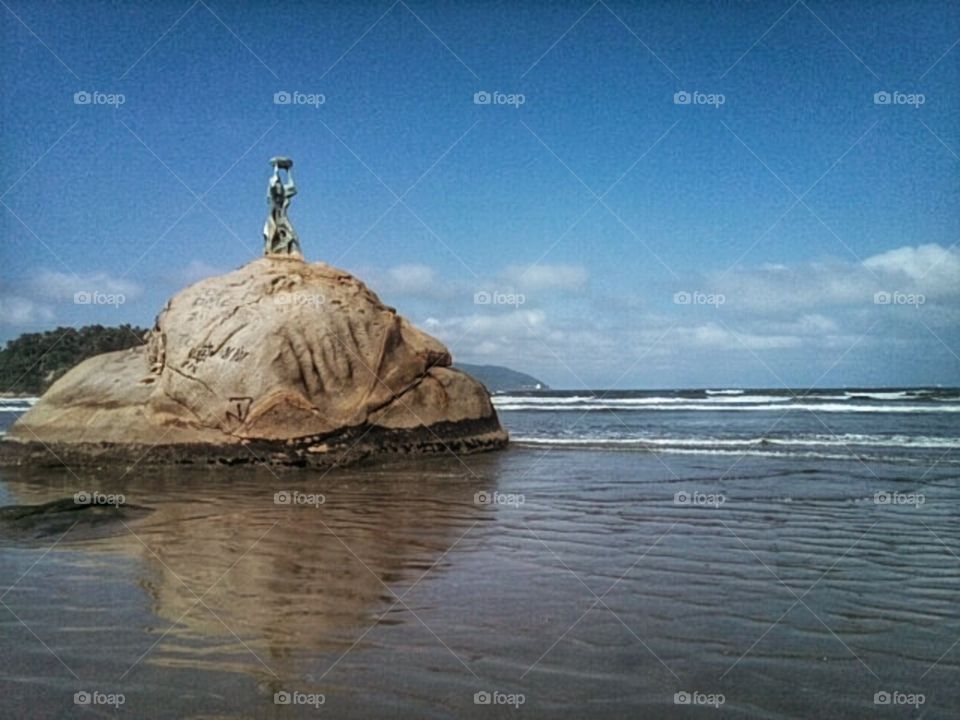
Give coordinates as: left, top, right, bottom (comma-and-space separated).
2, 256, 507, 467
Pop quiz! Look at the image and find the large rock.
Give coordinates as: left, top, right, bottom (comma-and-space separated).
3, 257, 507, 466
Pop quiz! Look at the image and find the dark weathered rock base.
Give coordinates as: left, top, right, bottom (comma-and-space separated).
0, 416, 507, 470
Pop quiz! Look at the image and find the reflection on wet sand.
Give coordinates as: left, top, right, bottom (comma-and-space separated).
0, 456, 499, 685
3, 447, 960, 718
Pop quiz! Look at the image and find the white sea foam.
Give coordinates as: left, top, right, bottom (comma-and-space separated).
510, 434, 960, 450
493, 394, 792, 407
494, 401, 960, 413
632, 448, 921, 463
492, 395, 596, 404
509, 436, 958, 462
843, 390, 912, 400
0, 399, 37, 413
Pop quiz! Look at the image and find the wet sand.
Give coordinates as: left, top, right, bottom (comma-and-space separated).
0, 446, 957, 718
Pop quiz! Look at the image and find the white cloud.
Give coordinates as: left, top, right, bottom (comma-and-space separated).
713, 243, 960, 312
368, 246, 958, 385
415, 251, 958, 386
173, 260, 226, 286
362, 263, 454, 300
370, 262, 589, 304
0, 296, 54, 325
386, 264, 437, 294
863, 243, 960, 292
425, 309, 547, 339
32, 270, 143, 301
672, 323, 802, 351
424, 309, 554, 359
0, 268, 144, 331
756, 314, 840, 336
503, 264, 588, 291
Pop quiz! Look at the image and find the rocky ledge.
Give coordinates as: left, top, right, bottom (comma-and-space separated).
1, 256, 507, 467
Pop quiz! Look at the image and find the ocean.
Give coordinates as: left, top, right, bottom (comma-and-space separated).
0, 389, 958, 718
496, 387, 960, 464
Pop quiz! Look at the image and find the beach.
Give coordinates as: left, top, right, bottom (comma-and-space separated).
1, 390, 958, 718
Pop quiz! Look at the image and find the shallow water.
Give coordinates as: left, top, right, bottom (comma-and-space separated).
1, 439, 958, 718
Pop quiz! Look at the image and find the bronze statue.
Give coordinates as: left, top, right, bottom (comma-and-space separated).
263, 157, 300, 255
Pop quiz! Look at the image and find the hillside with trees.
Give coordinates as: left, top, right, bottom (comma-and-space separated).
0, 325, 148, 396
454, 363, 548, 392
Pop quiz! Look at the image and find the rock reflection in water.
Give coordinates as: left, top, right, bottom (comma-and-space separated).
0, 457, 496, 684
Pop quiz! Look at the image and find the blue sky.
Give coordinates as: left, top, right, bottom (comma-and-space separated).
1, 0, 958, 388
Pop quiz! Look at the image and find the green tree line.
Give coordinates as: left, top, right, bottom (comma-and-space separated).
0, 325, 148, 395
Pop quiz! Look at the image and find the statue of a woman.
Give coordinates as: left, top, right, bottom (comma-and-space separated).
263, 157, 300, 255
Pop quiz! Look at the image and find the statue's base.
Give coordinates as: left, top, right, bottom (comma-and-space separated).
264, 251, 305, 262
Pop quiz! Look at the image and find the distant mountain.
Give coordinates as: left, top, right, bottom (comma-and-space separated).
455, 363, 548, 392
